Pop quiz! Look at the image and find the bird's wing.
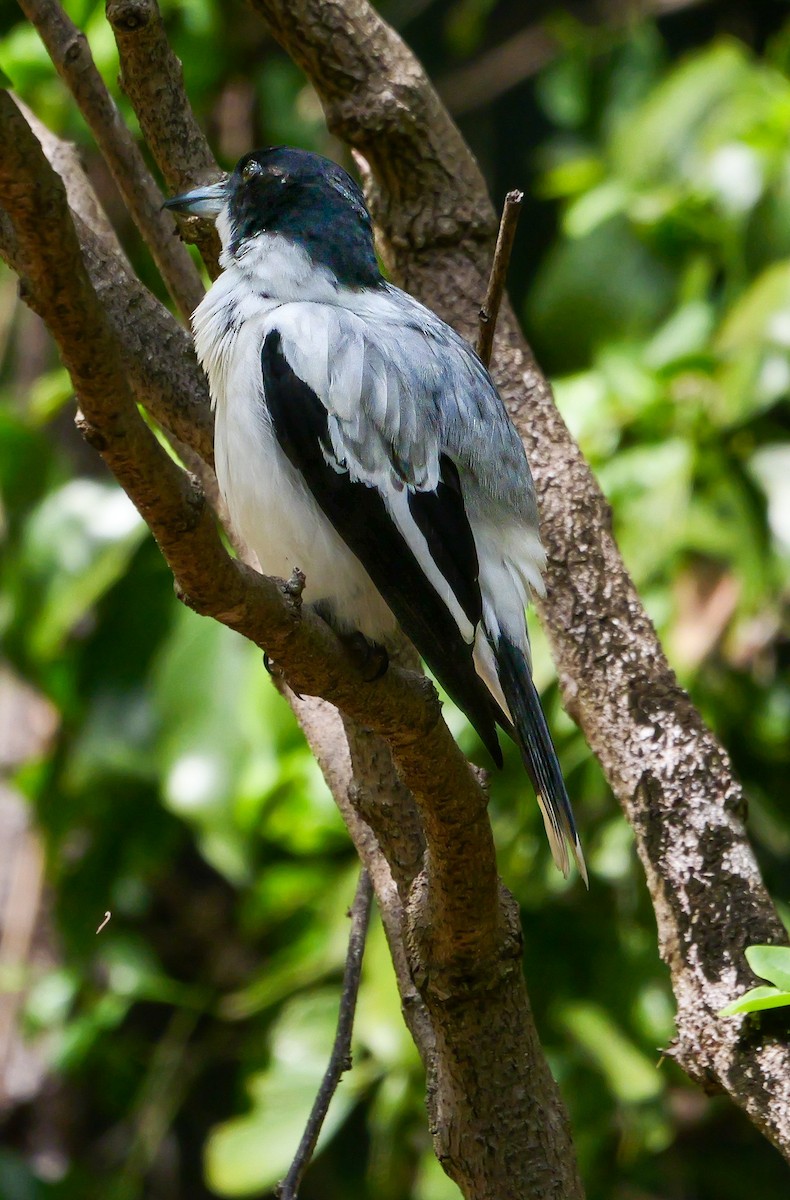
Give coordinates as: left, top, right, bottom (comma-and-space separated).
260, 301, 503, 764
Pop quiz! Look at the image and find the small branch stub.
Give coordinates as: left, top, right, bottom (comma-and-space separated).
284, 567, 306, 607
476, 188, 524, 368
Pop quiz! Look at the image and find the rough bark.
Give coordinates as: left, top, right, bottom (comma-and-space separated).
250, 0, 790, 1160
105, 0, 223, 275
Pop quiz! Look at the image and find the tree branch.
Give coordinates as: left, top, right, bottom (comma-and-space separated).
19, 0, 204, 323
250, 0, 790, 1161
105, 0, 223, 275
0, 97, 213, 464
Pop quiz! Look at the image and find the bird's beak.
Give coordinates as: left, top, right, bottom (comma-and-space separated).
163, 178, 229, 218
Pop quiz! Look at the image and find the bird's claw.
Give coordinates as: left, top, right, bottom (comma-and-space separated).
340, 632, 389, 682
262, 650, 303, 698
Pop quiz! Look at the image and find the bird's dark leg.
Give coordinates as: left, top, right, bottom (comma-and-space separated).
337, 631, 389, 682
308, 601, 389, 682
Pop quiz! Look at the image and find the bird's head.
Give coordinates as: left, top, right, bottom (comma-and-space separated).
164, 147, 382, 289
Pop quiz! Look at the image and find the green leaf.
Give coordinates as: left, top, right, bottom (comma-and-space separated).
750, 446, 790, 556
643, 301, 715, 370
149, 608, 319, 881
745, 944, 790, 990
564, 180, 628, 239
718, 985, 790, 1017
526, 214, 675, 369
205, 1071, 353, 1196
716, 261, 790, 355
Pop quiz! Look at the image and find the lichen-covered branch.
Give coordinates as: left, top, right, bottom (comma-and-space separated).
250, 0, 790, 1161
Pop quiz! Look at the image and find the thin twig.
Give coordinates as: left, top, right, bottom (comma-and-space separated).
476, 189, 523, 368
277, 869, 373, 1200
20, 0, 204, 323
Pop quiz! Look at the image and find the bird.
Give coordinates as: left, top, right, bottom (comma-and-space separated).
164, 146, 586, 882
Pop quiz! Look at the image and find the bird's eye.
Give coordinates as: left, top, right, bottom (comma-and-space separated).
242, 160, 263, 182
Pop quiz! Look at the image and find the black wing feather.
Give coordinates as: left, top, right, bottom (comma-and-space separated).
407, 457, 480, 628
496, 634, 586, 881
262, 329, 502, 765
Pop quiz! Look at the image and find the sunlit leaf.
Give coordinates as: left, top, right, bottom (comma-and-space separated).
23, 480, 147, 659
749, 446, 790, 555
718, 985, 790, 1017
611, 42, 756, 186
745, 944, 790, 990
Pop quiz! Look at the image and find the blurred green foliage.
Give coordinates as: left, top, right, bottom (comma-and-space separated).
0, 2, 789, 1199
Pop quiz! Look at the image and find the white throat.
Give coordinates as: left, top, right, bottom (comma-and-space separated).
192, 216, 344, 407
214, 207, 339, 306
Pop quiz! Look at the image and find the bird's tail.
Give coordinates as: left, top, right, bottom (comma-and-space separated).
495, 634, 587, 885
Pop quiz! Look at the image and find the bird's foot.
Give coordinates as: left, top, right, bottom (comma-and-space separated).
262, 650, 303, 698
339, 632, 389, 682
